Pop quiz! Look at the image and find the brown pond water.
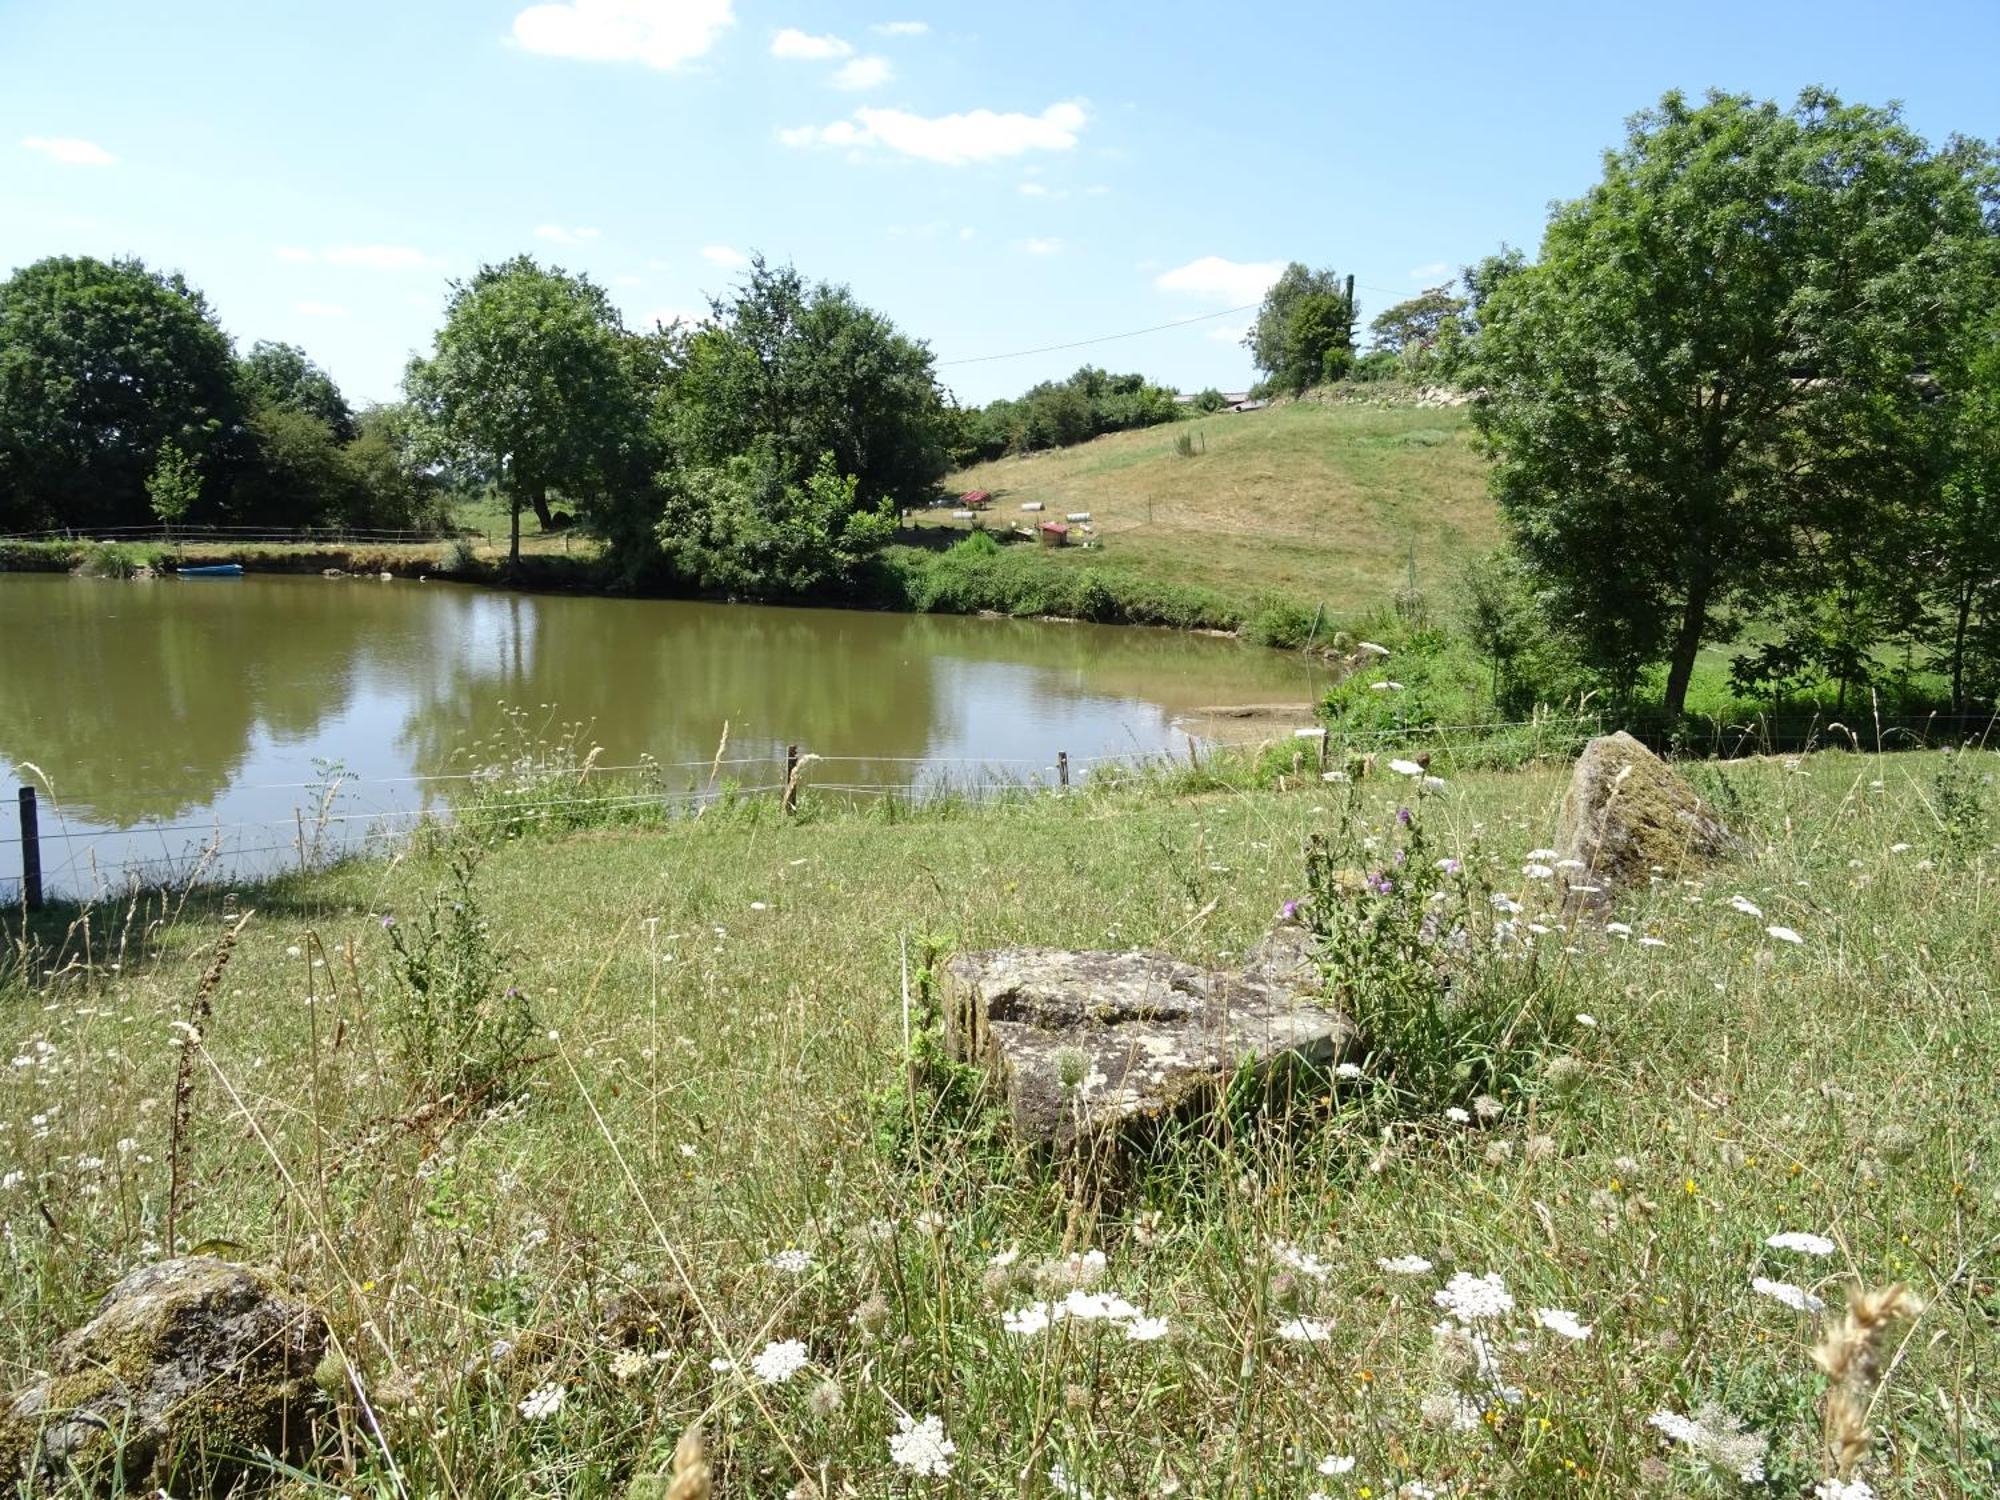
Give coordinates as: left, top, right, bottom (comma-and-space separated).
0, 573, 1329, 897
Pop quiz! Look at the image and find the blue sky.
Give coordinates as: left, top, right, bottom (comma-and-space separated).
3, 1, 1994, 407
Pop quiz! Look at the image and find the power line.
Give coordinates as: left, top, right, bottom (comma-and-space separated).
938, 304, 1259, 367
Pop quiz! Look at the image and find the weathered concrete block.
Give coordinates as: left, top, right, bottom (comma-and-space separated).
944, 923, 1353, 1152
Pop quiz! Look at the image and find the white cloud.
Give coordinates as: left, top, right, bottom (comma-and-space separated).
534, 224, 602, 243
873, 19, 928, 35
1408, 261, 1452, 281
21, 136, 115, 167
512, 0, 734, 70
778, 99, 1087, 165
1155, 254, 1284, 305
1019, 237, 1062, 256
958, 226, 975, 240
295, 300, 350, 318
321, 244, 442, 271
1017, 181, 1050, 198
700, 244, 749, 269
831, 55, 893, 90
771, 27, 851, 59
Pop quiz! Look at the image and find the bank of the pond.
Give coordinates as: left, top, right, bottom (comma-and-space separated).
0, 535, 1329, 645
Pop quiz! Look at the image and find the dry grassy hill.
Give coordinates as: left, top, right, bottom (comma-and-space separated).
920, 396, 1501, 614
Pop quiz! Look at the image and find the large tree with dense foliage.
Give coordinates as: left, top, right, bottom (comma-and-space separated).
1245, 262, 1357, 395
241, 340, 355, 442
953, 365, 1180, 463
405, 256, 640, 564
1474, 89, 1993, 718
660, 256, 948, 506
0, 255, 244, 532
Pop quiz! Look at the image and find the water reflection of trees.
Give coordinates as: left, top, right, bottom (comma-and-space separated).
0, 576, 1328, 827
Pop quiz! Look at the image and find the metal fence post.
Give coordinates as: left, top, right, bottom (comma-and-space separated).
17, 787, 42, 912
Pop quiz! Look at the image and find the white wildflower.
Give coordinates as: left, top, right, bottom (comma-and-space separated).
1490, 892, 1523, 914
1377, 1254, 1433, 1275
1765, 1230, 1836, 1256
1433, 1271, 1514, 1324
1335, 1061, 1364, 1079
518, 1383, 565, 1420
1728, 895, 1763, 918
1389, 758, 1424, 777
1814, 1480, 1875, 1500
1422, 775, 1449, 792
1273, 1240, 1333, 1280
1058, 1289, 1141, 1323
1124, 1315, 1170, 1342
1648, 1405, 1767, 1483
1371, 680, 1406, 692
1275, 1317, 1333, 1342
1002, 1303, 1052, 1336
750, 1338, 810, 1384
1574, 1012, 1597, 1028
609, 1348, 650, 1380
1444, 1106, 1471, 1124
1522, 863, 1555, 880
1317, 1454, 1358, 1475
1767, 925, 1804, 945
1533, 1307, 1592, 1340
1640, 935, 1667, 948
887, 1412, 955, 1477
1751, 1276, 1825, 1313
987, 1247, 1020, 1269
1604, 921, 1633, 936
767, 1248, 814, 1275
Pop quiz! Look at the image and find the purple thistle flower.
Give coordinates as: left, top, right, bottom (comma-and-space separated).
1396, 806, 1413, 827
1280, 900, 1300, 921
1367, 872, 1394, 896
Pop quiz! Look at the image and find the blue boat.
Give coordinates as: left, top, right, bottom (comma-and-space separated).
176, 563, 244, 578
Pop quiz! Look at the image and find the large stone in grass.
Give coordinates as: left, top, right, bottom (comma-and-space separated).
0, 1257, 330, 1495
942, 922, 1353, 1153
1555, 731, 1735, 900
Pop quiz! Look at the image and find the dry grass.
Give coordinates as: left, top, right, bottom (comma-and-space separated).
923, 400, 1500, 610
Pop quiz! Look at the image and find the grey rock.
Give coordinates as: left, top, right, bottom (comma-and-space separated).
1, 1256, 329, 1494
1555, 731, 1735, 901
943, 921, 1353, 1151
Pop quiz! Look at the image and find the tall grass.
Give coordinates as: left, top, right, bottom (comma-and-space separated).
0, 748, 1992, 1495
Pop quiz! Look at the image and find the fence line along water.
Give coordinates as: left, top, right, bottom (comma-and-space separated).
6, 707, 1994, 910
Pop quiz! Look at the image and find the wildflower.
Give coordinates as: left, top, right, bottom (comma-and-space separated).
1767, 925, 1804, 945
1433, 1271, 1514, 1324
1422, 775, 1449, 792
609, 1348, 651, 1380
751, 1339, 810, 1384
1335, 1061, 1364, 1080
887, 1412, 955, 1477
1372, 680, 1406, 692
1378, 1255, 1433, 1275
1752, 1276, 1825, 1313
1444, 1106, 1471, 1124
707, 1356, 734, 1372
1318, 1454, 1358, 1475
1436, 857, 1462, 874
1888, 842, 1911, 855
1273, 1240, 1333, 1280
1058, 1289, 1142, 1322
1124, 1316, 1170, 1342
1275, 1317, 1334, 1342
1002, 1303, 1051, 1336
1766, 1230, 1836, 1256
1422, 1390, 1483, 1431
809, 1378, 844, 1417
1323, 769, 1351, 782
1604, 921, 1633, 936
1389, 759, 1424, 777
1639, 935, 1667, 948
1522, 863, 1555, 880
0, 1171, 22, 1191
988, 1247, 1020, 1269
1473, 1094, 1503, 1121
1574, 1013, 1597, 1028
1728, 895, 1763, 918
1533, 1308, 1592, 1340
1490, 893, 1523, 914
518, 1383, 566, 1420
1358, 641, 1390, 656
850, 1294, 892, 1337
1647, 1405, 1767, 1483
767, 1248, 814, 1275
1814, 1481, 1875, 1500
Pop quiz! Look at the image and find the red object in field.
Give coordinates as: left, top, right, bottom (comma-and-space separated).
959, 489, 992, 508
1038, 521, 1069, 547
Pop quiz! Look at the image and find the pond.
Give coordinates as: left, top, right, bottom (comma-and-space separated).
0, 573, 1330, 898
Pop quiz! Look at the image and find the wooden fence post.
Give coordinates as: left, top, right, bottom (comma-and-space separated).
783, 744, 800, 815
1057, 751, 1069, 791
17, 787, 42, 913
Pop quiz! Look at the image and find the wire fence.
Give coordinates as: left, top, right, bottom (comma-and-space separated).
4, 708, 1993, 907
0, 523, 463, 546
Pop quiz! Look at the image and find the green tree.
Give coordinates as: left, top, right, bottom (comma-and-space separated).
1930, 297, 2000, 711
405, 256, 639, 566
1369, 285, 1471, 376
1474, 89, 1991, 719
241, 341, 355, 441
343, 404, 448, 533
0, 255, 243, 532
145, 440, 202, 531
232, 403, 359, 528
1244, 263, 1356, 395
661, 256, 948, 505
655, 448, 895, 599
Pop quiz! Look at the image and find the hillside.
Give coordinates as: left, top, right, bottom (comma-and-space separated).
920, 396, 1501, 616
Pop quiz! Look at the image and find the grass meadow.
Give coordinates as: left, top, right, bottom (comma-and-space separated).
0, 743, 1994, 1497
